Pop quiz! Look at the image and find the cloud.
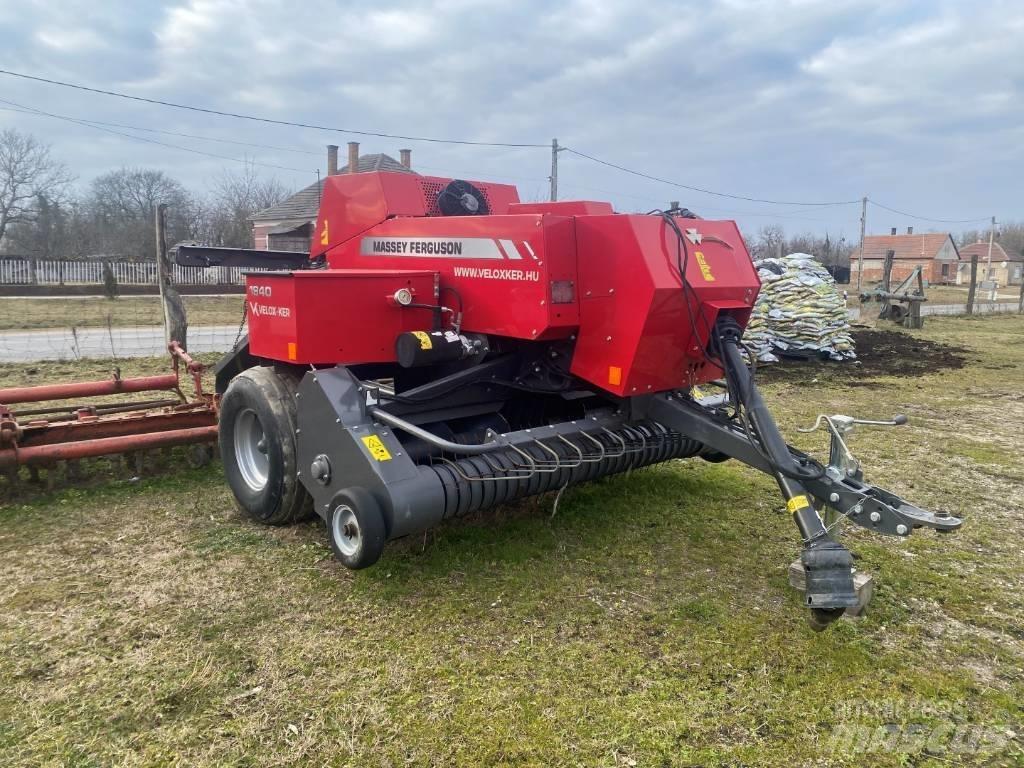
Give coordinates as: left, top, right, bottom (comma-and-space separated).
0, 0, 1019, 235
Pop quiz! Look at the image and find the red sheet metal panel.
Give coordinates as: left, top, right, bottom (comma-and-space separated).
245, 270, 439, 365
570, 215, 760, 396
311, 172, 520, 259
325, 213, 580, 340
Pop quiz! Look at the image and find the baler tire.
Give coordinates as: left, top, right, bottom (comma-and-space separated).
219, 366, 312, 526
327, 488, 386, 570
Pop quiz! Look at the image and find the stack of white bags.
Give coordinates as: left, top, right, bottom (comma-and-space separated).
744, 253, 856, 363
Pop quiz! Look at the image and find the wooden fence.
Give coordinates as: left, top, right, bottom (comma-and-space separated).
0, 258, 250, 286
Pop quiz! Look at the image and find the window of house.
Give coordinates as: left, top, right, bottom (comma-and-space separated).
941, 263, 949, 277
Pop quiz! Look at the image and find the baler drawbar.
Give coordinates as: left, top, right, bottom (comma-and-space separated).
180, 171, 962, 630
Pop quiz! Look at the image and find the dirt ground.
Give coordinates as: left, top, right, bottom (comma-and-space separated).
759, 328, 969, 383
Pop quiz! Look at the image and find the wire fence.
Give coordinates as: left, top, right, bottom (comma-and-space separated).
0, 257, 248, 363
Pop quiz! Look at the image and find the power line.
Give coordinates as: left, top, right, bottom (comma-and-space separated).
0, 98, 315, 174
562, 147, 862, 207
0, 69, 993, 222
867, 199, 990, 225
0, 104, 321, 156
0, 68, 548, 148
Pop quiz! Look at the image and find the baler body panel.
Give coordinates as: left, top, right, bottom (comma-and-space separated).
249, 173, 759, 391
570, 215, 759, 395
245, 270, 437, 365
313, 172, 520, 259
325, 213, 580, 340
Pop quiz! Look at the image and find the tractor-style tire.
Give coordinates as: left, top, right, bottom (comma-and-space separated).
219, 366, 312, 525
326, 488, 387, 570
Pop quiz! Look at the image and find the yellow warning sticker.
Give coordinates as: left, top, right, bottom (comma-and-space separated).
412, 331, 433, 350
320, 219, 329, 246
361, 435, 392, 461
786, 495, 811, 513
695, 250, 715, 282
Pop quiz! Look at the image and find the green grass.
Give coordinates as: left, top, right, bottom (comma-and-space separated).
0, 295, 245, 330
1, 316, 1023, 766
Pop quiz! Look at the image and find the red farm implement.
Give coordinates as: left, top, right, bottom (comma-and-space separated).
0, 342, 217, 472
6, 169, 961, 630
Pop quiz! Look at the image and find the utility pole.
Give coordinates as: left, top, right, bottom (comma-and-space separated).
856, 196, 867, 293
549, 138, 563, 202
155, 203, 187, 350
966, 254, 978, 315
985, 215, 996, 282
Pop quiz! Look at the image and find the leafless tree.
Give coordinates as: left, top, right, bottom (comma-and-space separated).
86, 168, 198, 259
200, 165, 291, 247
750, 224, 786, 260
0, 129, 72, 247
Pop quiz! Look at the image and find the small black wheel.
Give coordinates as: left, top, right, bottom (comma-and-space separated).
807, 607, 846, 632
219, 366, 312, 525
327, 488, 386, 570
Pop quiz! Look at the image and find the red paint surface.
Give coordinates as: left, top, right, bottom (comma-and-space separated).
247, 171, 760, 395
0, 374, 180, 405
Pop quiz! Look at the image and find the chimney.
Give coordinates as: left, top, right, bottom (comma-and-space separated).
347, 141, 360, 174
399, 148, 412, 169
327, 144, 339, 176
890, 227, 897, 236
907, 226, 913, 235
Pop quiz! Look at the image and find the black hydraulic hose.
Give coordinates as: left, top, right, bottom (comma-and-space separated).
717, 333, 824, 481
715, 328, 831, 542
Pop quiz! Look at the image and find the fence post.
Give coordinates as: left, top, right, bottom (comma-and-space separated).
1018, 279, 1024, 314
966, 254, 978, 315
155, 203, 188, 349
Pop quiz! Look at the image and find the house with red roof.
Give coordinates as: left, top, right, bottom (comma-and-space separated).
852, 227, 960, 285
956, 240, 1023, 286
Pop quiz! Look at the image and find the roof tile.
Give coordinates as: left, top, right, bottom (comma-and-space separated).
860, 233, 957, 261
958, 241, 1023, 262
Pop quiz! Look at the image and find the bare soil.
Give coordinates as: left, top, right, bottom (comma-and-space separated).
758, 328, 970, 384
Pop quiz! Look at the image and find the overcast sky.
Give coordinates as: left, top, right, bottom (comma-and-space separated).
0, 0, 1019, 240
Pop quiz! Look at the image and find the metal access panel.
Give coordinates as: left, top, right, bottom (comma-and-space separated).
245, 269, 438, 365
570, 215, 760, 396
324, 214, 581, 341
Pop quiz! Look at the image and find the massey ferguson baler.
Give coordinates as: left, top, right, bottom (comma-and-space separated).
180, 171, 961, 630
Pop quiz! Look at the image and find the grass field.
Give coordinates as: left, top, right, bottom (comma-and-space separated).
1, 315, 1022, 766
0, 295, 245, 331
